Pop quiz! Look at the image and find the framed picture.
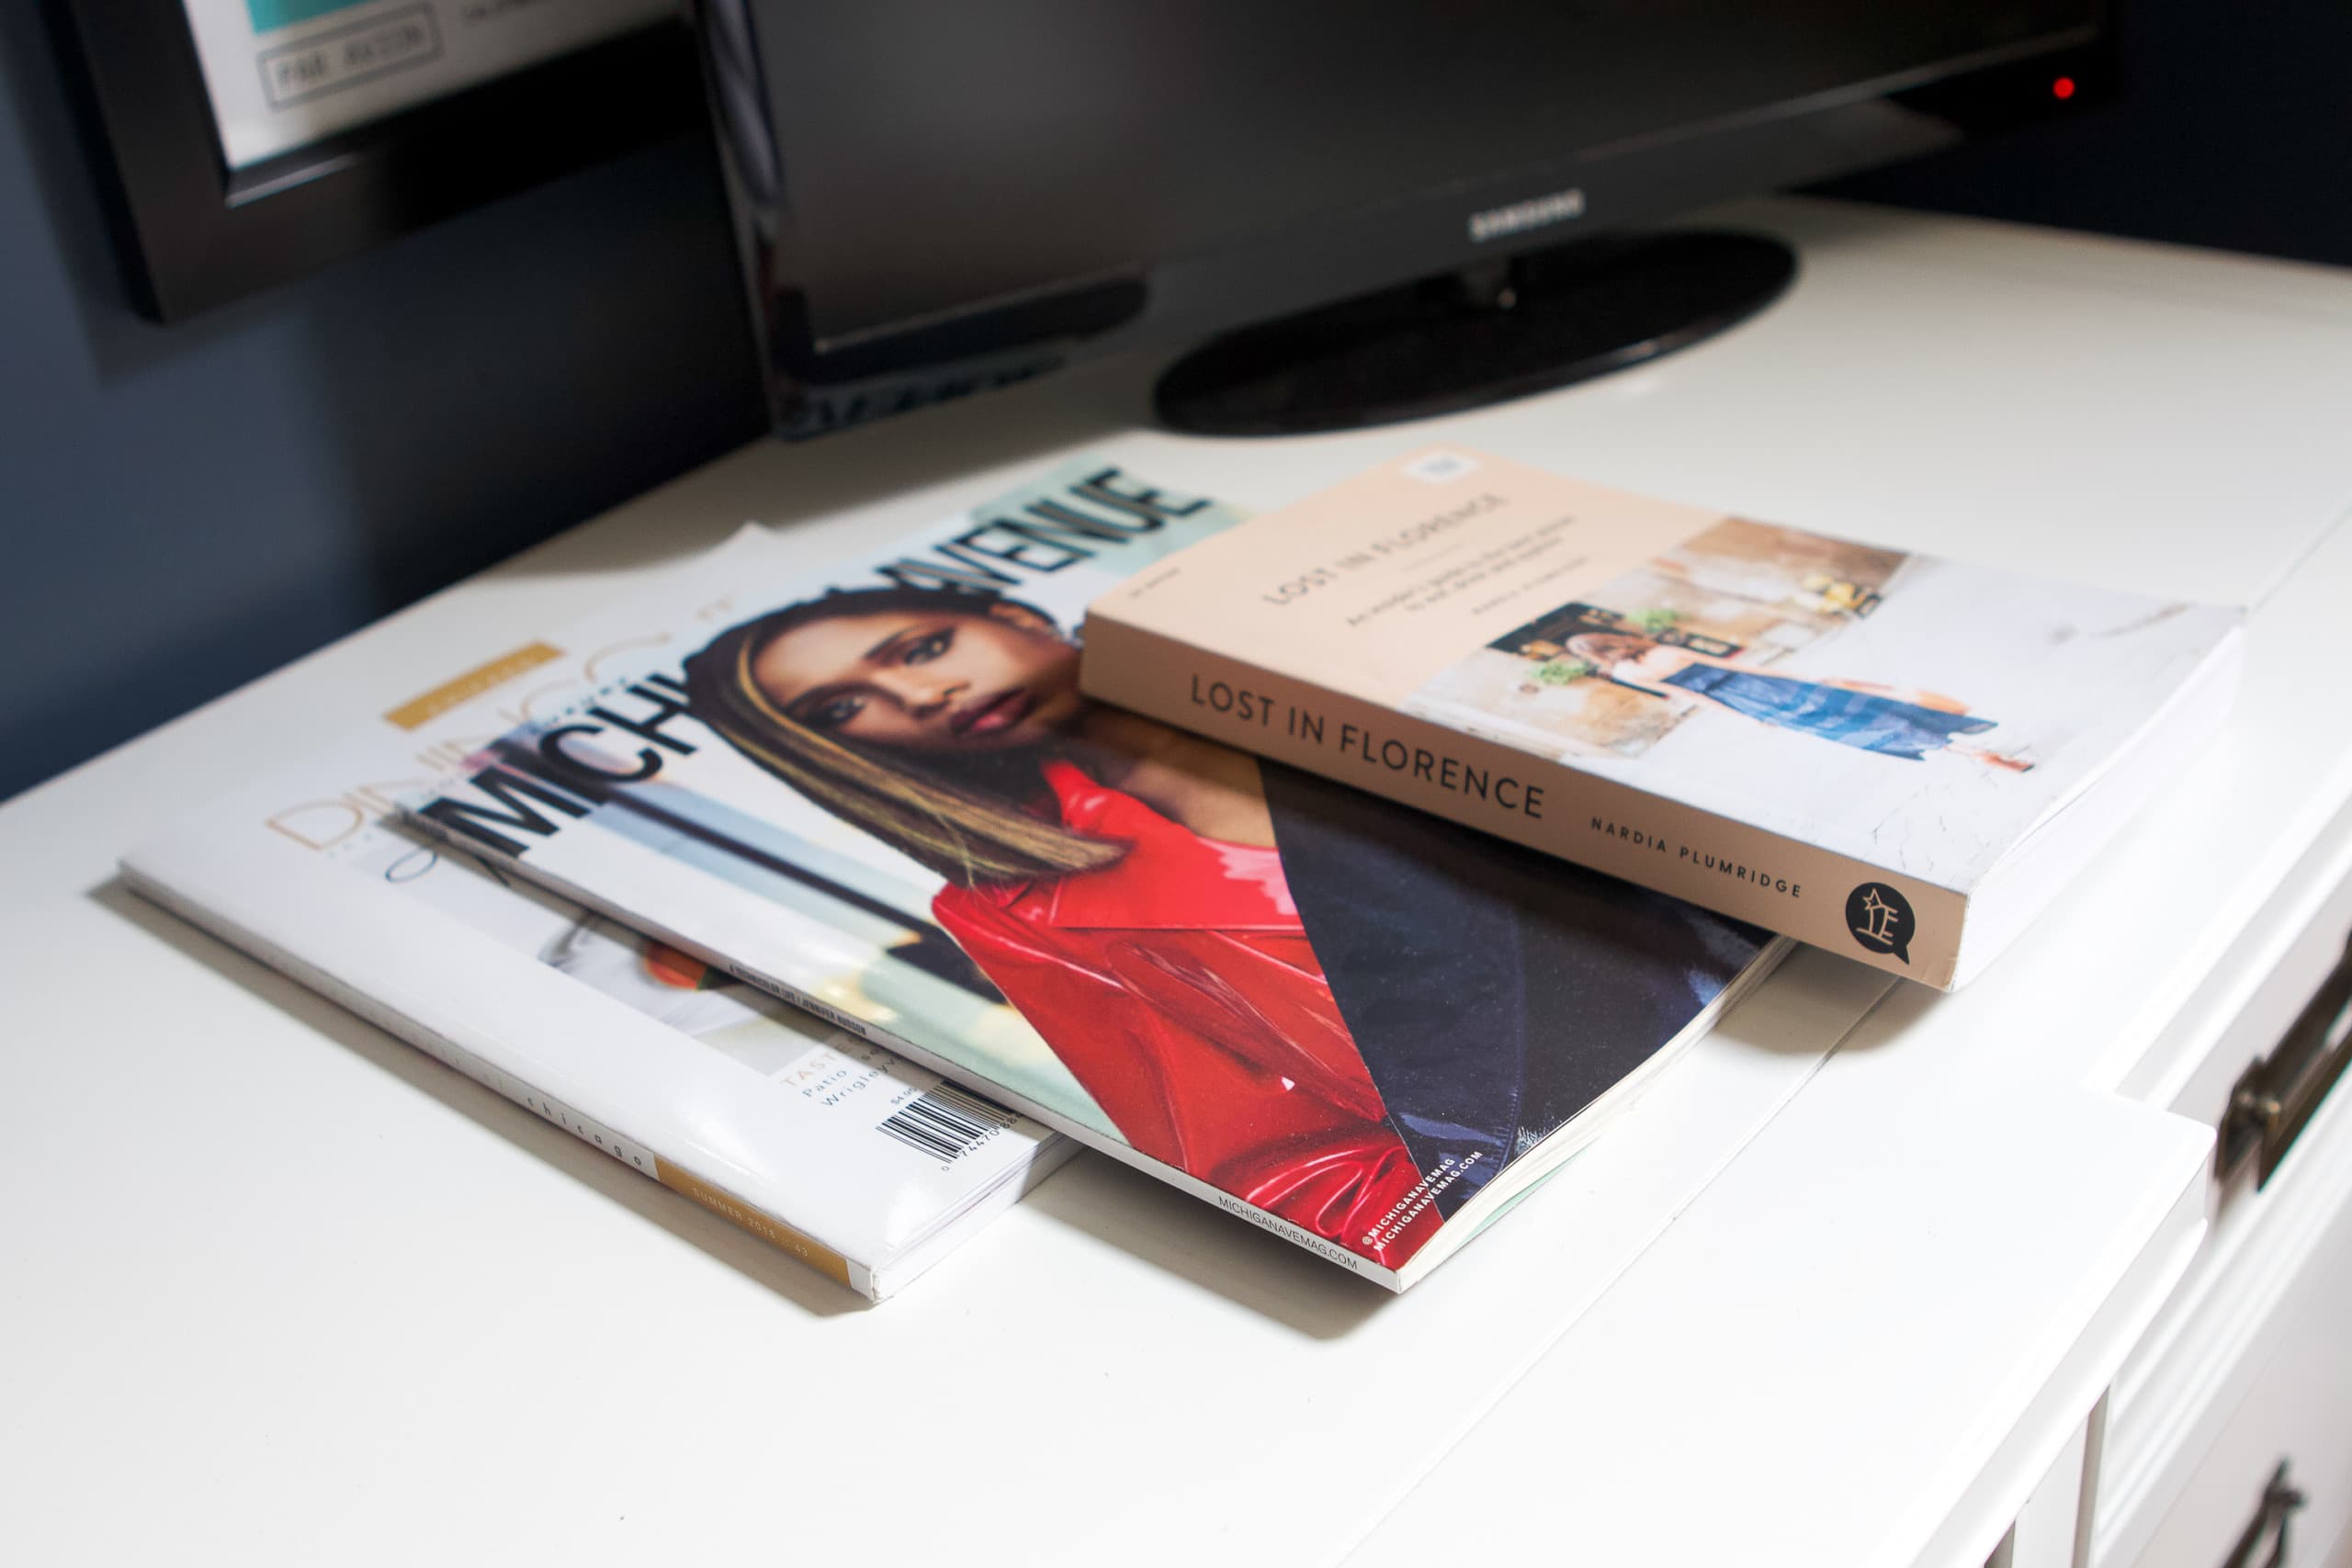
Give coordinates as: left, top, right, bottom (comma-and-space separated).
58, 0, 702, 321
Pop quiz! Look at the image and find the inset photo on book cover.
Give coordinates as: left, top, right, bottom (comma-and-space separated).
404, 462, 1778, 1284
1403, 512, 2226, 888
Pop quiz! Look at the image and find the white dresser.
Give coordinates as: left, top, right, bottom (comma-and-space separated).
3, 198, 2347, 1567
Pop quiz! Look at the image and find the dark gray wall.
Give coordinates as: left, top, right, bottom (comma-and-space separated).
5, 0, 2345, 802
1820, 0, 2352, 269
0, 6, 763, 802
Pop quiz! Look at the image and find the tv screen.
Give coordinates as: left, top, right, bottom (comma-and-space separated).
702, 1, 2107, 434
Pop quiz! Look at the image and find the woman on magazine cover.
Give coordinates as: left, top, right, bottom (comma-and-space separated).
1565, 633, 2033, 769
684, 587, 1756, 1269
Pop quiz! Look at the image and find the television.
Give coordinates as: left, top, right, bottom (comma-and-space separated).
697, 3, 2109, 438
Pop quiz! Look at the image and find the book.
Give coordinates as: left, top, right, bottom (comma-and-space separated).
1080, 447, 2245, 990
399, 459, 1785, 1290
123, 591, 1074, 1303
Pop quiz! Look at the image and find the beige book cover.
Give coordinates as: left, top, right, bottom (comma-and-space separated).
1080, 448, 2243, 988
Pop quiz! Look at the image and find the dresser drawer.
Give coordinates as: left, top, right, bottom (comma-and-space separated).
2170, 897, 2352, 1213
2089, 804, 2352, 1568
2114, 1144, 2352, 1568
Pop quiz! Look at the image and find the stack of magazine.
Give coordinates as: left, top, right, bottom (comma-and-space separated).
129, 451, 2240, 1296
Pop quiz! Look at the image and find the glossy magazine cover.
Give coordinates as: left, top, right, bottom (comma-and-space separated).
124, 603, 1072, 1302
403, 461, 1778, 1287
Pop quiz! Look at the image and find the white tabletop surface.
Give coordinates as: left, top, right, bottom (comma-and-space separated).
6, 199, 2350, 1566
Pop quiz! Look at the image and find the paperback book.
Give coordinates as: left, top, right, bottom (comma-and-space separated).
124, 576, 1075, 1302
1080, 448, 2245, 989
401, 460, 1784, 1290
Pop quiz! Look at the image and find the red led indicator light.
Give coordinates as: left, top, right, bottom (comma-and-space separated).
2052, 75, 2077, 100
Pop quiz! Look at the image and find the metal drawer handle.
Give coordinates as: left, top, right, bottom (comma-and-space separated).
2218, 931, 2352, 1190
2220, 1461, 2304, 1568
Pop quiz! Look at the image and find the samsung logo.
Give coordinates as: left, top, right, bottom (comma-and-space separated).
1467, 186, 1587, 243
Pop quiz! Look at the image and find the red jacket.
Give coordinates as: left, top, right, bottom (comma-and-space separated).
933, 761, 1440, 1269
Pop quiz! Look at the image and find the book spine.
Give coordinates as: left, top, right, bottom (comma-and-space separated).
121, 864, 867, 1296
393, 807, 1410, 1290
1080, 615, 1968, 989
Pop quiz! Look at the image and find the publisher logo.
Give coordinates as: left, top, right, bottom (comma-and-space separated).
1845, 883, 1916, 964
1402, 450, 1479, 484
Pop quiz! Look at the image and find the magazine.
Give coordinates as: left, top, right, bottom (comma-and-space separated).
400, 460, 1784, 1289
1080, 447, 2245, 989
123, 564, 1073, 1303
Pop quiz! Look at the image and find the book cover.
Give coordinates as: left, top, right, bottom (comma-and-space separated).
123, 564, 1073, 1303
1080, 447, 2244, 988
399, 459, 1782, 1289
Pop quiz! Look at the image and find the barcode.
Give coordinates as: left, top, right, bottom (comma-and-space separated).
876, 1082, 1017, 1161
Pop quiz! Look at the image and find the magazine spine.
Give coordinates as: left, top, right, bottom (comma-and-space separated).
394, 807, 1409, 1290
1078, 614, 1968, 989
120, 863, 871, 1298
